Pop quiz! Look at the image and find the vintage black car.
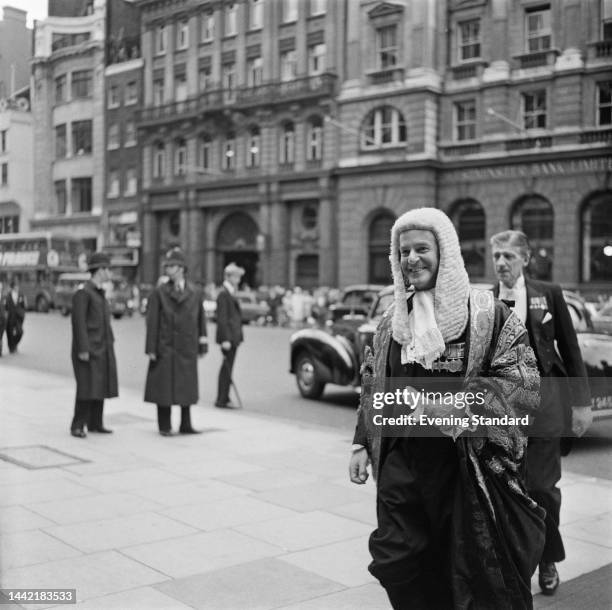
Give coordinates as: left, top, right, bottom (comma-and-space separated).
289, 286, 612, 421
326, 284, 386, 322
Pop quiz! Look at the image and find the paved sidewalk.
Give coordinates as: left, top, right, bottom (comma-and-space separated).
0, 364, 610, 609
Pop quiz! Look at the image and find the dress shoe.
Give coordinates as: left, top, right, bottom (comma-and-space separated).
538, 562, 559, 595
89, 427, 113, 434
159, 429, 174, 437
179, 427, 202, 434
71, 429, 86, 438
215, 401, 237, 408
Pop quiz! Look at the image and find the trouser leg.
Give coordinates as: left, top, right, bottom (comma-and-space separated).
526, 437, 564, 563
157, 405, 172, 432
71, 398, 91, 431
88, 400, 105, 430
369, 438, 456, 609
179, 406, 192, 431
216, 346, 237, 405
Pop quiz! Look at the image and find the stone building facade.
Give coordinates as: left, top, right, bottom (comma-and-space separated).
31, 0, 107, 252
134, 0, 612, 291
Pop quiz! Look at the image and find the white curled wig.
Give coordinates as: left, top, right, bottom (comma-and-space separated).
390, 207, 470, 347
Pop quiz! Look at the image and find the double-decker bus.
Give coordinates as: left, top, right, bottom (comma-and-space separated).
0, 232, 85, 312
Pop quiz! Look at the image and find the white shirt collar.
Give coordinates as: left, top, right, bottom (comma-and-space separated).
499, 274, 525, 294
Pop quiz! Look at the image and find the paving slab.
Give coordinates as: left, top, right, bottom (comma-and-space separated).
0, 505, 57, 532
254, 481, 369, 512
0, 550, 168, 601
281, 537, 376, 587
329, 500, 377, 526
215, 468, 320, 492
0, 479, 95, 507
235, 511, 371, 552
43, 512, 198, 553
129, 479, 251, 507
155, 557, 345, 610
48, 586, 193, 609
278, 583, 389, 610
69, 466, 189, 493
161, 495, 298, 531
0, 530, 82, 570
122, 529, 283, 578
28, 492, 163, 525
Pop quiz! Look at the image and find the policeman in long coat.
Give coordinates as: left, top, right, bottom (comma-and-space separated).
5, 277, 26, 353
144, 248, 208, 435
70, 252, 118, 438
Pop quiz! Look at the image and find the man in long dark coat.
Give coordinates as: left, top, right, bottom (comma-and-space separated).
70, 252, 118, 438
0, 282, 6, 357
5, 277, 26, 353
491, 230, 592, 596
214, 262, 244, 408
144, 247, 208, 436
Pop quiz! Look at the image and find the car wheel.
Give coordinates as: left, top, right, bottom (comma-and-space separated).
295, 353, 325, 399
113, 313, 123, 320
36, 295, 50, 313
60, 306, 70, 316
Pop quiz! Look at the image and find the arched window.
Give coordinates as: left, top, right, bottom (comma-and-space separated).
368, 211, 396, 284
296, 254, 319, 289
199, 133, 212, 170
174, 137, 187, 175
223, 133, 235, 170
451, 199, 486, 279
153, 141, 165, 179
280, 122, 295, 164
361, 106, 407, 149
246, 126, 260, 168
582, 191, 612, 282
306, 116, 323, 161
511, 195, 554, 280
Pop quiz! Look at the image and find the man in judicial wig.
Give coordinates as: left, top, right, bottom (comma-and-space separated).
350, 207, 545, 609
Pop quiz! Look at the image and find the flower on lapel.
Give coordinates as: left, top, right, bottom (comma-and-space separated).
542, 312, 553, 324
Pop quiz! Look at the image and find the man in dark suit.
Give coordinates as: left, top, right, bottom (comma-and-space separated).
215, 262, 244, 408
144, 247, 208, 436
70, 252, 118, 438
5, 277, 26, 353
490, 230, 592, 595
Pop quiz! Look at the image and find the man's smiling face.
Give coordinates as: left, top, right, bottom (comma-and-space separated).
399, 229, 439, 291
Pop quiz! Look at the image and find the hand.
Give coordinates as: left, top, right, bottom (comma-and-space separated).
148, 352, 157, 361
198, 343, 208, 357
349, 448, 369, 484
221, 341, 232, 352
78, 352, 89, 362
571, 405, 593, 437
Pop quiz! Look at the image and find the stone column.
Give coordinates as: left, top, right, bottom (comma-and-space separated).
141, 199, 158, 284
318, 177, 337, 287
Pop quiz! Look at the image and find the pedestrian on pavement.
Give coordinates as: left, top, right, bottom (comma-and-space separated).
5, 277, 26, 354
0, 281, 6, 357
144, 247, 208, 435
349, 207, 546, 609
70, 252, 118, 438
491, 229, 593, 596
214, 262, 244, 408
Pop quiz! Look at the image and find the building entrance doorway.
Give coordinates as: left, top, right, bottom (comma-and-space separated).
216, 212, 260, 288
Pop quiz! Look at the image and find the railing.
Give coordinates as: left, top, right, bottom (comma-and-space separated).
514, 49, 559, 69
587, 40, 612, 59
235, 72, 337, 107
580, 128, 612, 144
136, 89, 225, 123
367, 67, 405, 85
136, 73, 337, 125
442, 143, 481, 156
505, 136, 552, 151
